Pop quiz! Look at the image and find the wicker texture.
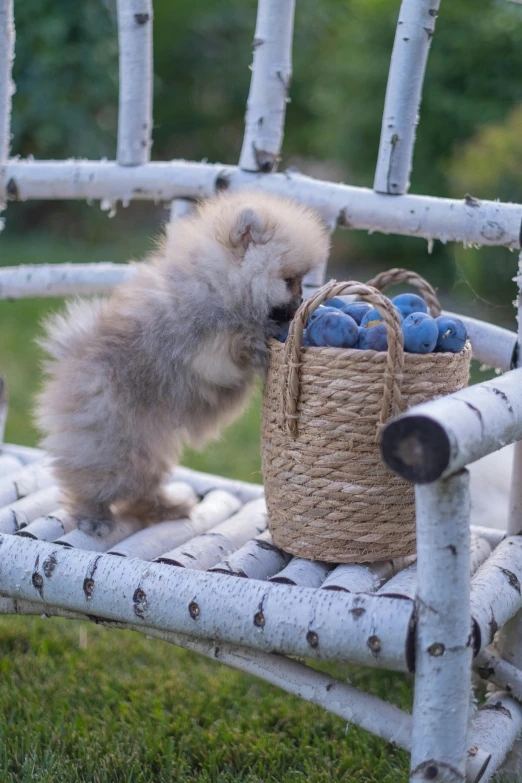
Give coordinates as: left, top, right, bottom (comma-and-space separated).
261, 270, 471, 563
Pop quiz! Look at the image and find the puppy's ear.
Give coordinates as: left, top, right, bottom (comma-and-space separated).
230, 208, 268, 251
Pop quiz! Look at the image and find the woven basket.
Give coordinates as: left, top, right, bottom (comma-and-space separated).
261, 268, 471, 563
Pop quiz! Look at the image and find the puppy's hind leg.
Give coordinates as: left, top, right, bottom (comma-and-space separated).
121, 482, 198, 525
71, 499, 116, 538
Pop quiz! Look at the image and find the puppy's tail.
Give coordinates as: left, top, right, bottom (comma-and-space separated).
38, 298, 106, 363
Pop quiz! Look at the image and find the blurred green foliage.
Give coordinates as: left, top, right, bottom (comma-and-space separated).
7, 0, 522, 317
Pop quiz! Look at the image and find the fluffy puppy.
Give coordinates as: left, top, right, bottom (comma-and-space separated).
36, 190, 330, 535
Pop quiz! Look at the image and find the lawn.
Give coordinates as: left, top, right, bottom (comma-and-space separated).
0, 229, 413, 782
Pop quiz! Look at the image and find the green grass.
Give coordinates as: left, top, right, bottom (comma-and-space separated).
0, 231, 415, 781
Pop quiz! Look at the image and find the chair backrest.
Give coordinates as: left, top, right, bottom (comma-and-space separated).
1, 0, 522, 303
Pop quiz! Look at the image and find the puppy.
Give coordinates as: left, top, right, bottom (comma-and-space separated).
36, 190, 330, 536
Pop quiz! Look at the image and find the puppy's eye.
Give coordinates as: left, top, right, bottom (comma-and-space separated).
284, 278, 294, 288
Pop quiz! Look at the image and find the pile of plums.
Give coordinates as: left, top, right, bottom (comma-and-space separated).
277, 293, 467, 354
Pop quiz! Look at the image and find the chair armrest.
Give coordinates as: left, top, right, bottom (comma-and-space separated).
381, 367, 522, 483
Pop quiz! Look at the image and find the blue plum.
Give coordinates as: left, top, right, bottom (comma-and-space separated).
307, 311, 358, 348
360, 306, 403, 328
357, 322, 388, 351
276, 324, 289, 343
326, 296, 349, 310
435, 315, 467, 353
402, 312, 438, 353
307, 305, 339, 326
338, 301, 372, 324
392, 293, 428, 318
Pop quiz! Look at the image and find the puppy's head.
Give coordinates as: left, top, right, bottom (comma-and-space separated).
191, 191, 331, 323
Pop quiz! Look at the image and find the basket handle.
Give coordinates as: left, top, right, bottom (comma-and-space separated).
366, 268, 442, 317
281, 280, 405, 438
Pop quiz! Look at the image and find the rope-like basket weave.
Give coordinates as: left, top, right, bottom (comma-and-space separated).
261, 268, 471, 563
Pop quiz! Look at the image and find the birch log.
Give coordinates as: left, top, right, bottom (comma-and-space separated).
410, 472, 473, 783
0, 0, 14, 163
495, 258, 522, 782
15, 508, 75, 542
0, 485, 60, 533
474, 648, 522, 703
469, 526, 506, 550
443, 311, 517, 373
0, 460, 53, 507
171, 465, 264, 504
116, 0, 153, 165
382, 367, 522, 484
0, 596, 414, 751
373, 0, 440, 195
1, 442, 44, 464
3, 161, 522, 249
208, 529, 291, 579
109, 492, 246, 560
0, 263, 135, 299
156, 496, 264, 569
322, 562, 394, 594
239, 0, 295, 172
470, 536, 522, 654
465, 693, 522, 783
379, 536, 491, 600
269, 557, 332, 588
56, 517, 143, 553
0, 532, 414, 670
0, 454, 22, 477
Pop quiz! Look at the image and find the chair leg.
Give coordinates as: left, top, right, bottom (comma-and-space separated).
410, 472, 472, 783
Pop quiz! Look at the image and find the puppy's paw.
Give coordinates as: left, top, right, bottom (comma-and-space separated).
77, 516, 115, 538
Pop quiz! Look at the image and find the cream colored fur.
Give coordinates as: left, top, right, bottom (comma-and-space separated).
36, 190, 330, 536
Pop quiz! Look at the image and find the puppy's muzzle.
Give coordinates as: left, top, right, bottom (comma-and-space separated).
270, 299, 303, 324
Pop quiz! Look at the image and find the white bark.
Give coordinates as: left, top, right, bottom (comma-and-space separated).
469, 526, 506, 550
239, 0, 295, 172
322, 562, 394, 594
16, 508, 74, 542
465, 692, 522, 783
0, 453, 22, 477
470, 536, 522, 654
208, 529, 291, 580
382, 367, 522, 484
1, 442, 44, 464
116, 0, 153, 165
410, 472, 473, 783
0, 485, 60, 533
109, 492, 247, 560
2, 160, 522, 249
269, 557, 332, 588
443, 311, 517, 373
373, 0, 440, 195
0, 0, 14, 163
493, 255, 522, 780
169, 198, 194, 223
0, 263, 135, 299
0, 460, 52, 507
171, 465, 264, 505
474, 648, 522, 703
0, 531, 414, 670
379, 536, 491, 601
156, 496, 264, 570
56, 517, 143, 553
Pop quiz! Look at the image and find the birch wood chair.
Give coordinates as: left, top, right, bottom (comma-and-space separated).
2, 1, 522, 780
